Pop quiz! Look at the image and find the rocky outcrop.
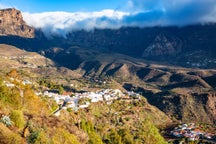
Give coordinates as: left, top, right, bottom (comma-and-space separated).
142, 34, 182, 58
0, 8, 34, 38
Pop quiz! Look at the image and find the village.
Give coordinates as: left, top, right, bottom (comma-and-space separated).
2, 77, 216, 143
39, 89, 141, 115
169, 123, 216, 142
2, 76, 141, 115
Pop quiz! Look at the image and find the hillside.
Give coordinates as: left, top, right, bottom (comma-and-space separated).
0, 44, 173, 143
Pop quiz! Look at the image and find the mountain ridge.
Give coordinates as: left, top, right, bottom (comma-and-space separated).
0, 8, 216, 126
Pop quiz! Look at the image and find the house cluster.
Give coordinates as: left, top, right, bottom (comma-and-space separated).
170, 123, 215, 141
0, 55, 30, 60
3, 79, 32, 87
186, 59, 216, 67
42, 89, 140, 112
88, 77, 111, 85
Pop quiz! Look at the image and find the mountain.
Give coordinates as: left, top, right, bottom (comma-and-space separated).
0, 8, 216, 127
64, 25, 216, 68
0, 8, 34, 38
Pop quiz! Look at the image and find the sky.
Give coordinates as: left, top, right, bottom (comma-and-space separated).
1, 0, 216, 37
0, 0, 127, 13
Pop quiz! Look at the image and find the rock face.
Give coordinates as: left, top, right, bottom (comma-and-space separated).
142, 34, 182, 58
0, 8, 34, 38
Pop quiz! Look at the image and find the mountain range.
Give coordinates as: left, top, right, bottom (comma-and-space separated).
0, 8, 216, 127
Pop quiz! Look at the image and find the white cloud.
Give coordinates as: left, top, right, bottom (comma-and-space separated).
23, 10, 129, 37
20, 0, 216, 37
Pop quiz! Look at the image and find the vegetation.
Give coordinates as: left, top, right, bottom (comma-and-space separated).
51, 128, 80, 144
0, 79, 21, 110
38, 78, 65, 94
10, 110, 25, 129
0, 123, 23, 144
75, 99, 168, 144
0, 116, 12, 127
0, 71, 169, 144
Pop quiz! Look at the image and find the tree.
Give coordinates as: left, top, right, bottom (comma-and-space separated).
7, 69, 19, 78
58, 85, 64, 95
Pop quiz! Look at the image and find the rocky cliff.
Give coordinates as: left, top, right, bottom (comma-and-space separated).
0, 8, 34, 38
142, 34, 182, 58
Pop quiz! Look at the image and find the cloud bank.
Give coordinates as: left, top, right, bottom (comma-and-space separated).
22, 0, 216, 37
23, 10, 128, 37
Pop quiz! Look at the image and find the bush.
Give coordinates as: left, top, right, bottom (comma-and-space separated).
118, 128, 134, 144
52, 128, 80, 144
88, 132, 103, 144
107, 128, 123, 144
34, 130, 50, 144
27, 130, 40, 144
10, 110, 25, 129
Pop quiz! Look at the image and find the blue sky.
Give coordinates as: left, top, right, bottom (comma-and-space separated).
0, 0, 126, 12
1, 0, 216, 37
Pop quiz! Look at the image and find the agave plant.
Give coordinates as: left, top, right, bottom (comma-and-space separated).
1, 115, 12, 127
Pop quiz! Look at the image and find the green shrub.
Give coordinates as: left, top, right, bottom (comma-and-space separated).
118, 128, 134, 144
88, 132, 103, 144
34, 130, 50, 144
10, 110, 25, 129
107, 128, 123, 144
27, 130, 40, 144
52, 128, 80, 144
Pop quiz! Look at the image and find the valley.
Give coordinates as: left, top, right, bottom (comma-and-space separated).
0, 8, 216, 144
